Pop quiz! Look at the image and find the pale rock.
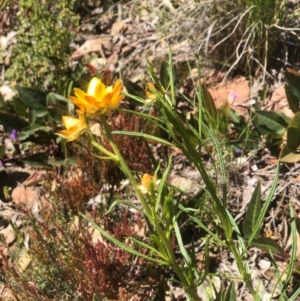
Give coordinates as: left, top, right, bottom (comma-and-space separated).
0, 222, 21, 245
1, 288, 16, 301
5, 139, 15, 156
111, 21, 128, 35
251, 164, 258, 172
235, 157, 247, 165
0, 85, 17, 101
90, 227, 107, 247
17, 252, 32, 273
258, 258, 271, 272
0, 31, 17, 49
11, 184, 48, 213
90, 123, 102, 137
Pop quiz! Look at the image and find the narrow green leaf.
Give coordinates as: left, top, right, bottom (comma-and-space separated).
242, 181, 261, 239
248, 163, 280, 243
173, 217, 191, 265
106, 200, 142, 215
279, 205, 297, 296
214, 281, 226, 301
251, 237, 284, 255
148, 61, 161, 85
65, 80, 73, 98
168, 49, 175, 105
288, 285, 300, 301
157, 156, 172, 214
112, 131, 174, 147
159, 61, 169, 90
224, 281, 236, 301
129, 237, 163, 257
200, 84, 218, 121
81, 213, 167, 265
187, 215, 226, 247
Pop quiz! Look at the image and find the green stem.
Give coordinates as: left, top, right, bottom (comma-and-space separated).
99, 115, 151, 217
227, 240, 257, 298
99, 115, 201, 301
91, 140, 119, 161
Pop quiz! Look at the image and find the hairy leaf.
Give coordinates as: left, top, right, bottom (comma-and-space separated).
252, 237, 284, 255
254, 111, 290, 135
243, 181, 261, 239
15, 86, 48, 118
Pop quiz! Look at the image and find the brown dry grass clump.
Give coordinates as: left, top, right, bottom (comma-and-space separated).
0, 188, 141, 300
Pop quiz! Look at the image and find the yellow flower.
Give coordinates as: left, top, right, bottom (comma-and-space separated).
70, 77, 124, 116
58, 114, 87, 142
145, 82, 158, 103
137, 173, 160, 194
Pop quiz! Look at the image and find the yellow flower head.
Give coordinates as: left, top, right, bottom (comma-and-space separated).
145, 82, 158, 103
69, 77, 124, 116
58, 114, 87, 142
137, 173, 160, 194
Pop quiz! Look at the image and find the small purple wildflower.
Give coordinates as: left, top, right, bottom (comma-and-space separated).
229, 92, 238, 100
9, 129, 17, 140
235, 148, 243, 156
0, 161, 3, 167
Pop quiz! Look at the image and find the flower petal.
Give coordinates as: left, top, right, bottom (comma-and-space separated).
59, 114, 87, 142
73, 88, 88, 100
69, 78, 124, 117
62, 116, 80, 130
87, 77, 106, 99
107, 95, 124, 110
58, 129, 81, 142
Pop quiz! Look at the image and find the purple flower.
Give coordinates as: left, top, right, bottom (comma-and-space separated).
9, 129, 17, 139
229, 92, 238, 100
235, 149, 243, 156
0, 161, 3, 167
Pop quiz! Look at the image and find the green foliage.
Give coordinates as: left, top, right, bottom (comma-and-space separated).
241, 180, 284, 255
254, 111, 290, 135
5, 0, 79, 91
214, 281, 236, 301
100, 54, 300, 299
252, 68, 300, 162
0, 85, 74, 167
242, 181, 261, 240
1, 53, 298, 299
